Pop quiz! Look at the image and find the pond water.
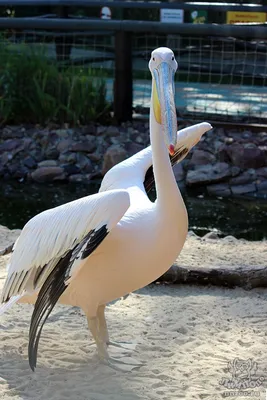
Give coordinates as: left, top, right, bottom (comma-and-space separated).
0, 182, 266, 241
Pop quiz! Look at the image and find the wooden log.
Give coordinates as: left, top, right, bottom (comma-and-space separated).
158, 263, 267, 289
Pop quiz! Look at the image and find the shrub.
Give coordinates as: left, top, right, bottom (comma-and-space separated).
0, 40, 110, 125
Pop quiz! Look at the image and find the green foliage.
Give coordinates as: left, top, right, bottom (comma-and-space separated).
0, 41, 110, 125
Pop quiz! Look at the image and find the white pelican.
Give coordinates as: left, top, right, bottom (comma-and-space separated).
0, 47, 212, 371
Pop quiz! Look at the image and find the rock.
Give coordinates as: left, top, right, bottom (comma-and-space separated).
229, 170, 256, 185
0, 139, 22, 153
31, 167, 66, 183
38, 160, 58, 167
2, 126, 25, 139
45, 148, 59, 160
207, 183, 231, 197
226, 143, 266, 169
55, 129, 69, 138
76, 153, 93, 172
256, 180, 267, 192
0, 152, 13, 166
231, 166, 241, 177
224, 137, 234, 144
102, 145, 127, 175
135, 136, 144, 144
96, 126, 107, 136
186, 163, 232, 186
202, 231, 219, 240
57, 139, 72, 153
256, 167, 267, 179
173, 163, 185, 181
221, 235, 238, 243
80, 125, 97, 135
31, 148, 44, 162
59, 152, 77, 164
89, 153, 102, 162
68, 173, 92, 183
71, 141, 96, 153
23, 156, 37, 169
189, 150, 216, 168
230, 183, 256, 195
106, 126, 120, 137
125, 142, 144, 157
13, 166, 29, 179
62, 164, 80, 175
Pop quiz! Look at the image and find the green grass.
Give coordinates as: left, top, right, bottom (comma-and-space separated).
0, 41, 111, 125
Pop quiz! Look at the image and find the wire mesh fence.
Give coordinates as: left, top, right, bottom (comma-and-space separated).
0, 26, 267, 124
132, 33, 267, 123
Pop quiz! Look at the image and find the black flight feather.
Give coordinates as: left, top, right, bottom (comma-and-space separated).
28, 224, 108, 371
144, 147, 189, 194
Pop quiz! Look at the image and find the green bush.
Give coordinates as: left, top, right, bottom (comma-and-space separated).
0, 41, 110, 125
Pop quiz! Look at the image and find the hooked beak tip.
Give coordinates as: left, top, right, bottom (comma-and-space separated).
169, 144, 175, 156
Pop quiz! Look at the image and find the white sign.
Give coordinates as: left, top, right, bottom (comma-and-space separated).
100, 6, 111, 20
160, 9, 184, 23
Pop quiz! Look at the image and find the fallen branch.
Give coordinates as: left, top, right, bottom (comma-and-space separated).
158, 263, 267, 290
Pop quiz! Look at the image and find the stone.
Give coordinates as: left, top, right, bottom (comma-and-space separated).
256, 180, 267, 192
55, 129, 69, 138
38, 160, 58, 167
256, 167, 267, 179
45, 148, 59, 160
173, 163, 185, 181
31, 148, 44, 162
2, 126, 24, 139
31, 167, 66, 183
68, 173, 92, 183
62, 164, 80, 175
13, 166, 29, 179
189, 150, 216, 168
206, 183, 231, 197
71, 141, 96, 153
226, 143, 266, 169
105, 126, 120, 137
76, 153, 93, 172
202, 231, 219, 240
102, 145, 127, 175
80, 125, 97, 135
230, 183, 256, 195
229, 170, 256, 185
23, 156, 37, 169
0, 152, 13, 166
59, 152, 77, 164
89, 153, 102, 162
0, 139, 22, 153
96, 126, 107, 136
224, 137, 234, 144
125, 142, 144, 157
135, 136, 144, 144
57, 139, 72, 153
186, 162, 232, 186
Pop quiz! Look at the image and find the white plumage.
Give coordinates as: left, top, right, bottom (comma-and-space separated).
0, 47, 212, 371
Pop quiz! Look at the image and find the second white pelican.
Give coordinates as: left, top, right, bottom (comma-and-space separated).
0, 47, 211, 371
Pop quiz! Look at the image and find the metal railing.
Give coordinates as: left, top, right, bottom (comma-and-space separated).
0, 1, 266, 123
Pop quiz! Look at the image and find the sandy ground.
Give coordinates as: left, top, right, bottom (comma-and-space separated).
0, 226, 267, 400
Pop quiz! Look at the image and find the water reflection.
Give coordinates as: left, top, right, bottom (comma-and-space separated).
0, 182, 266, 241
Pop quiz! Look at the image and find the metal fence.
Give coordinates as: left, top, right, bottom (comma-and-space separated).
0, 0, 266, 124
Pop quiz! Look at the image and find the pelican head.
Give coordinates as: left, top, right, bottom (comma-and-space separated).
149, 47, 178, 156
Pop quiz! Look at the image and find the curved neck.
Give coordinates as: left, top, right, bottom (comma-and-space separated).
150, 83, 182, 208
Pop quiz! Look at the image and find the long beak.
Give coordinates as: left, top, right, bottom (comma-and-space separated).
152, 62, 177, 155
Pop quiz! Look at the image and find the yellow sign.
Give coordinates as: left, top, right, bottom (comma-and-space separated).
227, 11, 266, 24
